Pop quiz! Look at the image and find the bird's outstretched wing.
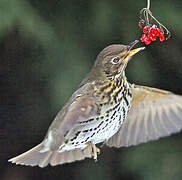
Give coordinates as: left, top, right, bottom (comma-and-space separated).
107, 85, 182, 147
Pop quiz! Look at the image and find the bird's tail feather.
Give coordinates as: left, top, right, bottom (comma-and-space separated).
8, 143, 91, 167
50, 148, 91, 166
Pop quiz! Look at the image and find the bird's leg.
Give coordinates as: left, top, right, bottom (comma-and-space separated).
92, 143, 100, 161
83, 142, 100, 161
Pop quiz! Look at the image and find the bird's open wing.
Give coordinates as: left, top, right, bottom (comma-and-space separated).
107, 85, 182, 147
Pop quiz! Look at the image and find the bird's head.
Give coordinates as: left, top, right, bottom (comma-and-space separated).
90, 40, 145, 80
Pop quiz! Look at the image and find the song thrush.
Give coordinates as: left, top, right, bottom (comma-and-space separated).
9, 40, 182, 167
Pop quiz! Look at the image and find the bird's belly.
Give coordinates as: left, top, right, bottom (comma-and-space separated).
59, 96, 131, 152
92, 101, 130, 144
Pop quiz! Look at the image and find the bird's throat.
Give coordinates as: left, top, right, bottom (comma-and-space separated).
94, 75, 130, 105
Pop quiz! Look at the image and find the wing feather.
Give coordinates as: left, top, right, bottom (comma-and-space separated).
9, 83, 97, 167
107, 85, 182, 147
43, 83, 100, 150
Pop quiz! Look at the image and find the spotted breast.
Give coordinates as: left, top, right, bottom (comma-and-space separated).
58, 77, 132, 152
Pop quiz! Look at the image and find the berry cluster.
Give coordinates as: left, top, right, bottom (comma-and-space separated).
140, 25, 165, 45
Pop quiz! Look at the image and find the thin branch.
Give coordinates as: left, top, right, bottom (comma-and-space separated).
147, 0, 150, 9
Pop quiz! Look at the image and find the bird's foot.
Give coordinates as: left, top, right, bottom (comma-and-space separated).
83, 142, 100, 161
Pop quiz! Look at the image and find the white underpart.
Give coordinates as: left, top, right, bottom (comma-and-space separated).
58, 92, 132, 152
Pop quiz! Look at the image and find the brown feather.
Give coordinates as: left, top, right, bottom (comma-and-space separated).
43, 82, 100, 150
9, 143, 92, 167
8, 143, 51, 168
131, 84, 170, 107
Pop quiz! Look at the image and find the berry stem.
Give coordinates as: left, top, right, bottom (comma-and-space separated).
140, 0, 171, 40
147, 0, 150, 9
147, 10, 171, 40
145, 0, 150, 23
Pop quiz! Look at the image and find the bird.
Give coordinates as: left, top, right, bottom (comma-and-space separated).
9, 40, 182, 168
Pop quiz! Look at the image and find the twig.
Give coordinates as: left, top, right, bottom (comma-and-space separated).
147, 0, 150, 9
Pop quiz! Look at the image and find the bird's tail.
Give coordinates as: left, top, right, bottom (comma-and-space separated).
8, 143, 91, 168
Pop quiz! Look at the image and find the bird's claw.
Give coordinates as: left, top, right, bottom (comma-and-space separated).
83, 142, 100, 162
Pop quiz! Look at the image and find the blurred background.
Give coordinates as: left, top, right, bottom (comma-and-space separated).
1, 0, 182, 179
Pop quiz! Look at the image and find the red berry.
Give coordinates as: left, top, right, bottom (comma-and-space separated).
143, 26, 150, 34
141, 34, 152, 45
149, 27, 155, 34
149, 33, 157, 41
140, 24, 166, 44
150, 27, 158, 36
145, 39, 152, 45
141, 34, 147, 41
159, 32, 165, 41
155, 28, 161, 36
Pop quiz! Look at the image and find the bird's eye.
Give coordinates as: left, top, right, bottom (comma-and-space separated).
112, 57, 120, 64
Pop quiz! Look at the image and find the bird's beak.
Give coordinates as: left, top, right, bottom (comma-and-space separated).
126, 40, 145, 58
127, 46, 145, 57
120, 40, 145, 70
